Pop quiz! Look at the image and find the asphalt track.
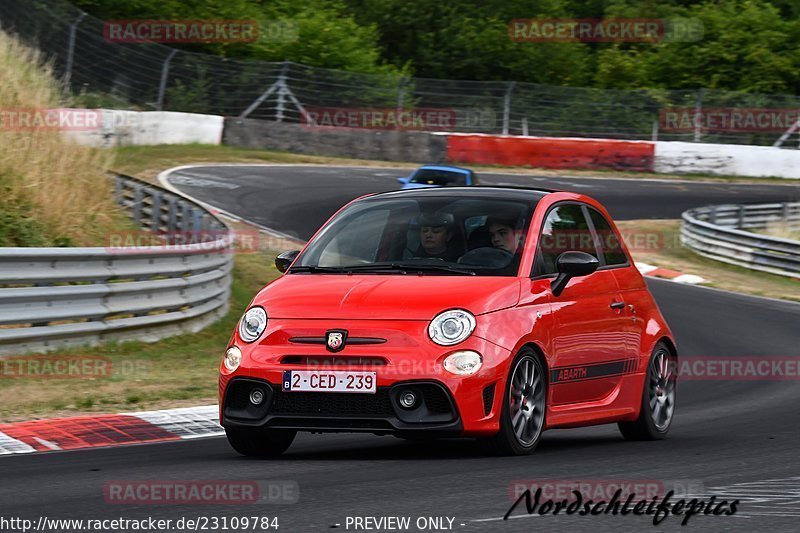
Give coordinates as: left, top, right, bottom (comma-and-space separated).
2, 165, 800, 532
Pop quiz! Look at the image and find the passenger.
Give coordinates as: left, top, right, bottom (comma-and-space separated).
416, 212, 461, 262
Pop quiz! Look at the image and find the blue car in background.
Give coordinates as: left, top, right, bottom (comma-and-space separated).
397, 165, 479, 189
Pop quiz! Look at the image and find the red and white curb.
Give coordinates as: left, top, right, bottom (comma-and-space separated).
0, 405, 221, 456
636, 262, 707, 284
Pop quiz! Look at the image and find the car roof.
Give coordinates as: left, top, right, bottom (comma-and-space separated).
370, 186, 553, 201
416, 164, 473, 174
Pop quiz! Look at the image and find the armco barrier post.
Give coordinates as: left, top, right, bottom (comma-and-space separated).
151, 190, 162, 231
167, 198, 177, 232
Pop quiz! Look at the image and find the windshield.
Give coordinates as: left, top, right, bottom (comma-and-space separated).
294, 195, 537, 276
409, 169, 468, 186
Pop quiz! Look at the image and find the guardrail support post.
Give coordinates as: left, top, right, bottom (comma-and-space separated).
156, 50, 178, 111
276, 62, 289, 122
693, 89, 706, 142
502, 82, 515, 136
397, 77, 406, 115
63, 12, 87, 95
167, 198, 177, 232
133, 186, 143, 226
151, 190, 162, 232
192, 209, 202, 234
114, 175, 123, 205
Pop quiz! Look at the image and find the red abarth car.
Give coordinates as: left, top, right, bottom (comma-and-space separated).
220, 187, 677, 456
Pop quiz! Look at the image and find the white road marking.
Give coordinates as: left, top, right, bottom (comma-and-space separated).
33, 437, 61, 450
0, 431, 36, 455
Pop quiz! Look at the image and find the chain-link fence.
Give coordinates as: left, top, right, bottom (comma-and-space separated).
3, 0, 800, 146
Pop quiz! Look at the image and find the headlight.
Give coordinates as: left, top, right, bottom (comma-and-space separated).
443, 351, 483, 376
238, 306, 267, 343
428, 309, 476, 346
224, 346, 242, 372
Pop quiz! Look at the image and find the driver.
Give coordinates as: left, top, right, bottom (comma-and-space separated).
484, 215, 524, 275
487, 216, 523, 254
416, 212, 461, 262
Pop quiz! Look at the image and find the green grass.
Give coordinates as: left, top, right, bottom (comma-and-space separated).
0, 253, 281, 422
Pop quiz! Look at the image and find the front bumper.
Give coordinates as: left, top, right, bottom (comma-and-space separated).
222, 378, 463, 437
219, 318, 513, 436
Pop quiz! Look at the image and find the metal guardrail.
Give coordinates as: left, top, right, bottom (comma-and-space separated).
0, 174, 233, 356
681, 202, 800, 278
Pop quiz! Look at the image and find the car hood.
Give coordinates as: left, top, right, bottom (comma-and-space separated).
255, 275, 521, 320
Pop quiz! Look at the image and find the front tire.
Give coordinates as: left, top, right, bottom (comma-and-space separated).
225, 428, 296, 457
618, 342, 676, 441
480, 348, 546, 456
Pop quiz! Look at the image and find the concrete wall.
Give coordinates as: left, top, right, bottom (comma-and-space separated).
446, 134, 655, 171
655, 141, 800, 179
66, 110, 224, 147
223, 118, 448, 163
69, 111, 797, 180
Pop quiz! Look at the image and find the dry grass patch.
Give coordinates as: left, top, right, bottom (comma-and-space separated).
0, 30, 129, 246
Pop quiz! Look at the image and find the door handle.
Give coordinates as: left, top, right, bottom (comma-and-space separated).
610, 301, 626, 310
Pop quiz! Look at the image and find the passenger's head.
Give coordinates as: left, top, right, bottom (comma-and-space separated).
487, 216, 522, 253
419, 212, 454, 255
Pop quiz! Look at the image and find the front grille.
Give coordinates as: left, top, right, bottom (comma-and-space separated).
271, 386, 393, 417
279, 355, 387, 366
482, 383, 496, 416
420, 385, 452, 414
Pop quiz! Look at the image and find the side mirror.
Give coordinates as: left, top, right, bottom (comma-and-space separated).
275, 250, 301, 273
550, 251, 599, 297
397, 176, 410, 184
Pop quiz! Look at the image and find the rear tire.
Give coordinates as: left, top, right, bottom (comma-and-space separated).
480, 348, 546, 456
618, 342, 676, 441
225, 428, 296, 457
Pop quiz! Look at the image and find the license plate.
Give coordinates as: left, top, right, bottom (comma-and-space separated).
282, 370, 376, 394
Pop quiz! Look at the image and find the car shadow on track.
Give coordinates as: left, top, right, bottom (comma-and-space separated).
227, 431, 632, 462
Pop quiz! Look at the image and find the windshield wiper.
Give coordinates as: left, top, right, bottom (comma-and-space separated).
290, 263, 476, 275
343, 263, 477, 275
287, 265, 349, 273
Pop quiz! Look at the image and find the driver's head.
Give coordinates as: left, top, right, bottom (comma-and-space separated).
419, 213, 454, 255
487, 216, 522, 253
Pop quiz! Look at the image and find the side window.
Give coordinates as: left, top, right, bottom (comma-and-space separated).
588, 208, 628, 266
536, 204, 598, 275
